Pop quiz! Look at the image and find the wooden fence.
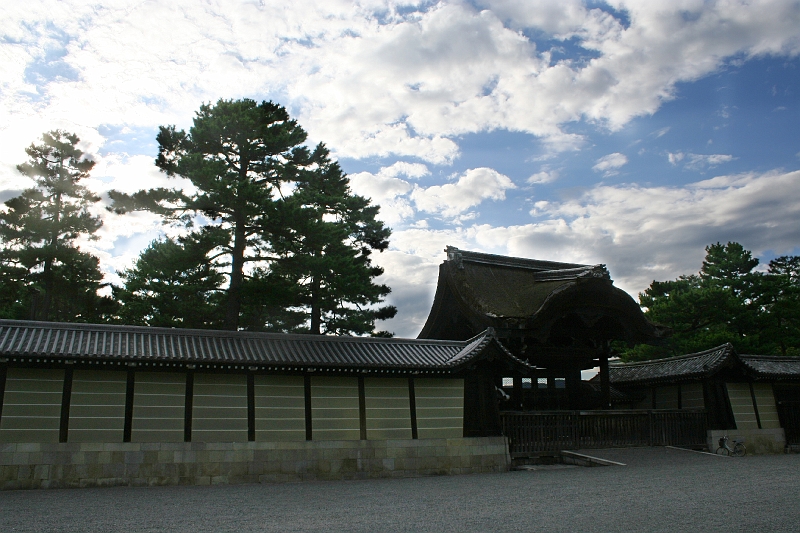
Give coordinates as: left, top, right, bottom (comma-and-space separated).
501, 409, 708, 456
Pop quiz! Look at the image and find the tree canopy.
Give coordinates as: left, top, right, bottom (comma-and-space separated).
110, 99, 395, 335
267, 143, 396, 335
0, 130, 114, 322
620, 242, 800, 361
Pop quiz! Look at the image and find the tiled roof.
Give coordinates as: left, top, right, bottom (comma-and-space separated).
0, 320, 530, 373
419, 247, 664, 344
445, 247, 606, 281
740, 355, 800, 378
609, 345, 734, 385
610, 344, 800, 385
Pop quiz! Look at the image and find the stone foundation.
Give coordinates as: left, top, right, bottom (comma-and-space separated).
707, 429, 786, 454
0, 437, 510, 490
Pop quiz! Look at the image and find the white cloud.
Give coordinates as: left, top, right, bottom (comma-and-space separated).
652, 127, 670, 138
376, 161, 430, 180
668, 152, 735, 170
527, 167, 559, 184
378, 169, 800, 337
592, 152, 628, 175
410, 167, 516, 218
4, 1, 799, 163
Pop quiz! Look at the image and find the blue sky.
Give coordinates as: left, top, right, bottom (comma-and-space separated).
1, 1, 800, 337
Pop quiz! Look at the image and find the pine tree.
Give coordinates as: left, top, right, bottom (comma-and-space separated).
621, 242, 799, 360
113, 228, 226, 329
0, 130, 113, 322
109, 99, 395, 334
269, 144, 396, 335
109, 99, 309, 330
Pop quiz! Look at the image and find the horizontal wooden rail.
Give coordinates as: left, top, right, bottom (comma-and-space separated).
501, 409, 708, 456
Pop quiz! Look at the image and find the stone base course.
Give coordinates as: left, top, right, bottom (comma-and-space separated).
0, 437, 510, 490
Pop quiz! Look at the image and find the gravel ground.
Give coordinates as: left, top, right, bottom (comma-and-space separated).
2, 447, 799, 532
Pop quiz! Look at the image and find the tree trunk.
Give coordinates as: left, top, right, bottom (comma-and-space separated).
310, 272, 321, 335
41, 185, 63, 321
225, 216, 246, 330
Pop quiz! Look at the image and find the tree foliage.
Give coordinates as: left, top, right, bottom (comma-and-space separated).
621, 242, 800, 361
113, 228, 226, 329
0, 130, 114, 322
109, 99, 310, 330
267, 144, 396, 336
111, 99, 394, 335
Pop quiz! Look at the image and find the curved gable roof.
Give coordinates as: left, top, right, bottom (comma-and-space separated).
419, 246, 664, 344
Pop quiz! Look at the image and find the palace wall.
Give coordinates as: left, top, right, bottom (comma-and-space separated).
0, 437, 510, 490
0, 366, 505, 489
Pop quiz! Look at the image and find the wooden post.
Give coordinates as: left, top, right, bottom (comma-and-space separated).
749, 382, 762, 429
59, 366, 74, 443
123, 369, 135, 443
599, 355, 611, 409
247, 372, 256, 442
304, 374, 312, 441
408, 377, 418, 440
358, 376, 367, 440
0, 364, 7, 426
183, 371, 194, 443
566, 370, 581, 410
512, 376, 523, 410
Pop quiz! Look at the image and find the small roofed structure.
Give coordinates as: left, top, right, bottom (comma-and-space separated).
608, 344, 800, 451
419, 247, 665, 411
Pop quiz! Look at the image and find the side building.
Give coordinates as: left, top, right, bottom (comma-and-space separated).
609, 344, 800, 453
0, 319, 530, 489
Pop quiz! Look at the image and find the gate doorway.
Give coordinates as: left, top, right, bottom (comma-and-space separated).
501, 409, 708, 456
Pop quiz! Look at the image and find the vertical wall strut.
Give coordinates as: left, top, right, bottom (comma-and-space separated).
59, 366, 74, 443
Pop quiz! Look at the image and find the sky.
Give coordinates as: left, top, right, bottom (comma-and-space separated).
1, 0, 800, 339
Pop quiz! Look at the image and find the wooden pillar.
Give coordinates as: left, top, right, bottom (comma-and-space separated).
123, 369, 135, 443
247, 372, 256, 442
59, 366, 74, 443
0, 364, 7, 426
408, 377, 418, 439
566, 370, 581, 410
183, 370, 194, 443
512, 376, 523, 410
599, 355, 611, 409
304, 374, 313, 441
358, 376, 367, 440
749, 382, 762, 429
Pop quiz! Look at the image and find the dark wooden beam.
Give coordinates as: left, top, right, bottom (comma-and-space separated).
123, 369, 135, 443
0, 364, 8, 422
408, 377, 418, 440
599, 355, 611, 409
304, 374, 312, 441
59, 367, 73, 443
358, 376, 367, 440
512, 376, 523, 410
749, 382, 762, 430
0, 364, 7, 426
183, 371, 193, 442
247, 372, 256, 442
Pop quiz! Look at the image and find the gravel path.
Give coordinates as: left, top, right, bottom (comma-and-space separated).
2, 447, 799, 532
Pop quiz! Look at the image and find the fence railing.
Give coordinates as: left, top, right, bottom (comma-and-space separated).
501, 409, 708, 456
